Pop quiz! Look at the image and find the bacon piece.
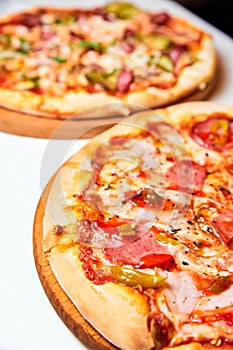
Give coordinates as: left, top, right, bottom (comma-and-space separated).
212, 210, 233, 249
116, 69, 134, 93
165, 160, 206, 193
104, 229, 169, 265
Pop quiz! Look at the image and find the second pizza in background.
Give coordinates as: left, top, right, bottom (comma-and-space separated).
0, 1, 217, 119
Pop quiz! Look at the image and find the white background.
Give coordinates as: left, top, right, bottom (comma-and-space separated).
0, 1, 233, 350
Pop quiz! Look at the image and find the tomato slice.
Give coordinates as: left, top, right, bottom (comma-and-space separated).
96, 216, 133, 228
130, 188, 164, 208
138, 253, 175, 269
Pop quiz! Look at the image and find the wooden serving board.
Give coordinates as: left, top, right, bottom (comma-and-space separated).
33, 178, 119, 350
0, 76, 217, 139
0, 106, 124, 139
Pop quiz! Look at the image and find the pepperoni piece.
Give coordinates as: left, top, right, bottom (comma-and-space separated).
212, 210, 233, 249
165, 160, 206, 193
104, 229, 169, 266
116, 70, 134, 93
190, 115, 233, 151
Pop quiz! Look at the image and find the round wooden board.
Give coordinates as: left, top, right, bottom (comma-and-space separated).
0, 106, 125, 140
0, 76, 217, 139
33, 177, 119, 350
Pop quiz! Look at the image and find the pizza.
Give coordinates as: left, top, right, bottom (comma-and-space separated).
0, 2, 217, 118
39, 101, 233, 350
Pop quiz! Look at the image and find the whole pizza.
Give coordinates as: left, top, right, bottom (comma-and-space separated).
39, 101, 233, 350
0, 2, 217, 118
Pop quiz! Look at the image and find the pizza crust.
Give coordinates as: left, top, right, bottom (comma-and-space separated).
0, 6, 217, 119
42, 102, 233, 349
48, 248, 154, 350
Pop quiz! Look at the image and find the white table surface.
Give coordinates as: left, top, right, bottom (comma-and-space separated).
0, 1, 233, 350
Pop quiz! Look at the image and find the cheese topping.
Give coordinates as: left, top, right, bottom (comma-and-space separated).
0, 3, 205, 96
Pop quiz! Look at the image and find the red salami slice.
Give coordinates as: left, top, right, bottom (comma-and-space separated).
213, 210, 233, 249
165, 160, 206, 193
190, 115, 233, 151
104, 229, 169, 266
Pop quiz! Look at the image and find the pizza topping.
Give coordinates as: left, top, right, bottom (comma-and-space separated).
70, 194, 104, 222
129, 188, 164, 208
151, 12, 171, 26
209, 276, 231, 294
112, 266, 166, 288
157, 54, 174, 72
120, 40, 135, 53
12, 13, 41, 27
226, 162, 233, 176
163, 272, 202, 315
104, 2, 139, 20
191, 115, 233, 151
212, 210, 233, 249
169, 46, 183, 64
0, 4, 208, 96
191, 306, 233, 326
165, 160, 206, 193
85, 69, 118, 91
78, 39, 106, 52
142, 33, 172, 50
137, 253, 175, 270
104, 230, 169, 266
116, 69, 134, 92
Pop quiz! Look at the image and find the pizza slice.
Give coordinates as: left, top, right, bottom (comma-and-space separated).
36, 101, 233, 350
0, 2, 217, 118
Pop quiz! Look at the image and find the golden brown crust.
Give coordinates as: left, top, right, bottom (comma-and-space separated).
48, 247, 154, 350
42, 101, 233, 350
0, 6, 217, 118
